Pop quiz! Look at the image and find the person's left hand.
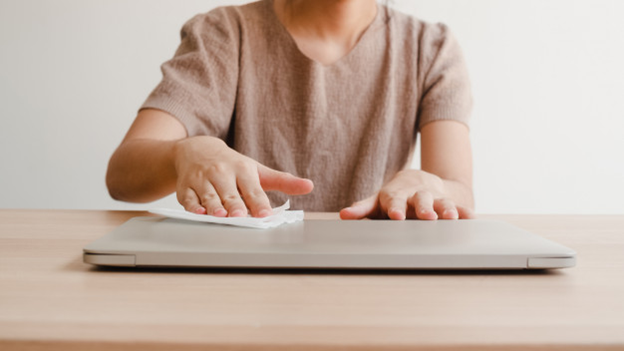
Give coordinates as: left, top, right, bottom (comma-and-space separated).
339, 169, 474, 220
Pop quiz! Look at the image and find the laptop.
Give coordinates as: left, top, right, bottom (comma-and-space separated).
83, 217, 576, 270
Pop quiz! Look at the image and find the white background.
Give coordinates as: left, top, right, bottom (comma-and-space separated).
0, 0, 622, 214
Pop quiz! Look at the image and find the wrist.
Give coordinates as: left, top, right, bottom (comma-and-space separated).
170, 138, 186, 178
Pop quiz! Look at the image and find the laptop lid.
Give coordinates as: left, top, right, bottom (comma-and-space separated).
83, 217, 576, 270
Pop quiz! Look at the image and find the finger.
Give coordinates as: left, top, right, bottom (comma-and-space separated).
176, 187, 206, 214
457, 205, 476, 219
210, 176, 248, 217
237, 172, 272, 218
193, 181, 227, 217
340, 194, 379, 220
433, 198, 459, 220
258, 165, 314, 195
408, 191, 437, 220
379, 190, 409, 221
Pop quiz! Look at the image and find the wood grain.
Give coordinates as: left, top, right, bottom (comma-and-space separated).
1, 210, 623, 350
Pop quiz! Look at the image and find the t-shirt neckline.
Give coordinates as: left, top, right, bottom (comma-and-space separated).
264, 0, 382, 69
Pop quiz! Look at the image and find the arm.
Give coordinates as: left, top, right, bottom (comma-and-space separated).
420, 120, 474, 211
106, 109, 185, 203
339, 120, 474, 220
339, 23, 475, 220
106, 109, 314, 217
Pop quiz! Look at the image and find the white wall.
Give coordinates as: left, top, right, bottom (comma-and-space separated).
1, 0, 622, 214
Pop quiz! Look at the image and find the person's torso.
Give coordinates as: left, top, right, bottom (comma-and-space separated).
227, 1, 425, 211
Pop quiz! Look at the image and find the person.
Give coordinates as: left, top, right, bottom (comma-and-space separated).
106, 0, 475, 221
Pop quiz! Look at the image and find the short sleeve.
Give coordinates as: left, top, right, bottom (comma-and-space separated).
417, 23, 472, 131
140, 8, 240, 138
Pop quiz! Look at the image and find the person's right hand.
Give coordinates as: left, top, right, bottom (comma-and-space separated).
173, 136, 313, 218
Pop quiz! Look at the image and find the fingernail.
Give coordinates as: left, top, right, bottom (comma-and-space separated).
419, 209, 437, 220
213, 208, 227, 217
389, 208, 405, 220
194, 207, 206, 214
230, 209, 245, 217
258, 209, 272, 217
445, 210, 459, 219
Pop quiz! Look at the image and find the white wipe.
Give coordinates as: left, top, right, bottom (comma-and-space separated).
149, 200, 303, 229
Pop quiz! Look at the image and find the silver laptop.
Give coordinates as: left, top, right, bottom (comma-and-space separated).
83, 217, 576, 270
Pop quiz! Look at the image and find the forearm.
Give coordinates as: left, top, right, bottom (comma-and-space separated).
106, 139, 178, 203
441, 178, 474, 211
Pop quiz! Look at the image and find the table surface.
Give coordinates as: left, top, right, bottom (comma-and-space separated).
1, 210, 623, 351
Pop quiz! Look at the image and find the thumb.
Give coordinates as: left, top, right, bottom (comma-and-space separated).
257, 164, 314, 195
340, 194, 379, 220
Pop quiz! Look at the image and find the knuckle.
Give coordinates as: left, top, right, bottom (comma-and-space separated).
380, 190, 403, 203
445, 203, 457, 211
244, 188, 266, 201
440, 198, 455, 207
207, 162, 229, 176
222, 194, 242, 206
416, 205, 432, 213
199, 193, 219, 204
177, 193, 196, 205
414, 198, 433, 209
414, 190, 431, 201
236, 161, 256, 174
414, 201, 428, 210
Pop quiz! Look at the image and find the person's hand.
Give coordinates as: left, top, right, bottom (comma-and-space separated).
339, 169, 474, 220
173, 136, 314, 217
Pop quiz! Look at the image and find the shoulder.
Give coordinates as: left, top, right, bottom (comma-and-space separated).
382, 6, 466, 79
383, 6, 459, 55
178, 1, 268, 41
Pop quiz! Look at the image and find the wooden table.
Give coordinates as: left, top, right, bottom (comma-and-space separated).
1, 210, 623, 350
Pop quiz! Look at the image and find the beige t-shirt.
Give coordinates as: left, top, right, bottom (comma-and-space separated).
141, 0, 472, 211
